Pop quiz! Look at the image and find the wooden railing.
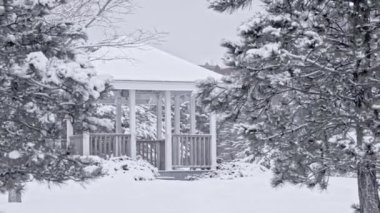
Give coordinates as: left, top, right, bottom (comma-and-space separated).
69, 135, 83, 155
90, 133, 131, 157
69, 133, 130, 157
172, 134, 212, 168
69, 133, 212, 170
137, 140, 165, 170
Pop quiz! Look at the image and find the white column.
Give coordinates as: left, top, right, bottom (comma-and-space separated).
190, 92, 196, 134
164, 91, 172, 170
174, 94, 181, 134
210, 112, 217, 170
157, 92, 163, 140
65, 117, 73, 149
129, 90, 137, 159
115, 91, 122, 134
114, 91, 122, 156
82, 131, 90, 156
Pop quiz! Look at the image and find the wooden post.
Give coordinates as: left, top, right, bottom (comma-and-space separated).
210, 112, 217, 170
115, 91, 122, 156
8, 188, 21, 203
190, 92, 196, 134
164, 91, 172, 171
129, 89, 137, 159
159, 140, 166, 170
82, 131, 90, 156
65, 117, 73, 149
174, 94, 181, 134
157, 92, 163, 140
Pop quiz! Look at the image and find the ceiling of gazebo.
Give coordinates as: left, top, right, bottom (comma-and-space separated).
90, 46, 222, 87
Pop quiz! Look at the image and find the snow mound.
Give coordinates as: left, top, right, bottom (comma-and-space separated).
83, 156, 158, 181
190, 161, 269, 180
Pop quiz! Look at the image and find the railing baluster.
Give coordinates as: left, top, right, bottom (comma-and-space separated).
184, 136, 187, 166
188, 136, 191, 166
208, 136, 211, 165
124, 135, 127, 156
102, 135, 105, 156
144, 142, 148, 161
201, 136, 204, 166
142, 141, 144, 158
177, 136, 180, 167
149, 142, 154, 166
199, 136, 202, 166
89, 136, 93, 155
188, 136, 192, 166
197, 136, 199, 167
120, 136, 124, 155
109, 135, 112, 156
94, 135, 97, 155
146, 142, 149, 162
142, 141, 145, 158
180, 136, 183, 166
99, 135, 103, 155
113, 135, 117, 157
182, 136, 186, 166
190, 136, 193, 167
148, 142, 151, 162
137, 141, 140, 156
105, 135, 109, 156
202, 135, 205, 166
103, 135, 106, 156
172, 136, 175, 166
203, 135, 206, 166
123, 135, 127, 155
147, 142, 150, 161
193, 136, 196, 167
205, 136, 208, 166
144, 141, 147, 159
182, 136, 185, 166
124, 135, 127, 155
177, 136, 180, 166
175, 136, 178, 167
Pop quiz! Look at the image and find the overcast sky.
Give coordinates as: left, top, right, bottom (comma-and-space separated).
93, 0, 263, 66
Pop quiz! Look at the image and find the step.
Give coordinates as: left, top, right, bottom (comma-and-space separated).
158, 170, 211, 181
156, 176, 176, 180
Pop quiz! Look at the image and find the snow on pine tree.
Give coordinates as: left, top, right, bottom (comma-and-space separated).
0, 0, 111, 201
199, 0, 380, 212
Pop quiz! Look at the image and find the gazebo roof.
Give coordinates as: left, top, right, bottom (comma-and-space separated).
91, 46, 222, 91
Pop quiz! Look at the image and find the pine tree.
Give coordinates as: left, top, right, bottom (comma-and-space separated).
200, 0, 380, 212
0, 0, 110, 201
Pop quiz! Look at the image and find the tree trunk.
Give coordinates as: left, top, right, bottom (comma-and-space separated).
8, 188, 22, 203
357, 161, 380, 213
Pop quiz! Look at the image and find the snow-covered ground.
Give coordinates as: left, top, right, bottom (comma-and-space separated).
0, 164, 358, 213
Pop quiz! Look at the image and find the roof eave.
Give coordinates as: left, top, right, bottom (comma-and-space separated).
111, 79, 197, 91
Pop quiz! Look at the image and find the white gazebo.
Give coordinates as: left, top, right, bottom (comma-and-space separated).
67, 46, 221, 171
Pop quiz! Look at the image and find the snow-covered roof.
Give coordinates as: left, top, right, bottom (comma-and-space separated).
91, 46, 222, 84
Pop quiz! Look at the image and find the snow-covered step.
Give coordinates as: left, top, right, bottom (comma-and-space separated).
158, 170, 210, 181
156, 176, 176, 180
